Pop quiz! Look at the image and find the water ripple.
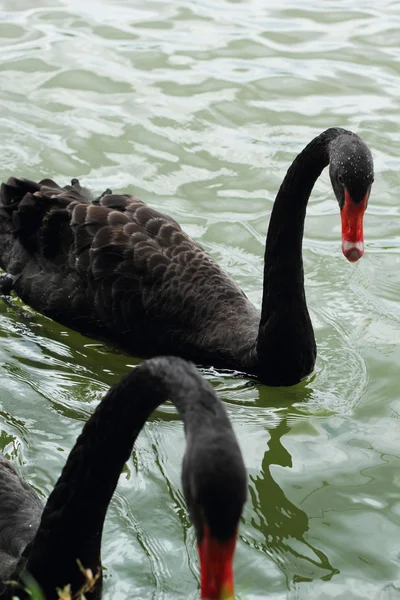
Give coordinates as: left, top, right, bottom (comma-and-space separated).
0, 0, 400, 597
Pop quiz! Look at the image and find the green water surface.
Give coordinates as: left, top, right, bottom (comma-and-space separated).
0, 0, 400, 598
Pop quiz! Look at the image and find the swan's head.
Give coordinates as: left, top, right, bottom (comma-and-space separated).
182, 427, 247, 600
329, 134, 374, 262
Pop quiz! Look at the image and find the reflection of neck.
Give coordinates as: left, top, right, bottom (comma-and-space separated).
252, 418, 338, 578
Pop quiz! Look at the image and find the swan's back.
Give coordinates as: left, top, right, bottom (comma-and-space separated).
0, 456, 42, 583
0, 178, 258, 367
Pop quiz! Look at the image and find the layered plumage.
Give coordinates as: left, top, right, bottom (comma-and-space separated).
0, 128, 374, 385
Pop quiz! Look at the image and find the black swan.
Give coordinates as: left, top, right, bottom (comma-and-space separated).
0, 127, 374, 386
0, 357, 247, 599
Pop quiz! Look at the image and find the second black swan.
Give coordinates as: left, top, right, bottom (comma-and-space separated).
0, 357, 247, 599
0, 127, 374, 385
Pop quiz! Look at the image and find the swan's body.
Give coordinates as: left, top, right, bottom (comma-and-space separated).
0, 458, 42, 583
0, 357, 247, 599
0, 128, 374, 385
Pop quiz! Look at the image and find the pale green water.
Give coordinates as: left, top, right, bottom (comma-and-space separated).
0, 0, 399, 598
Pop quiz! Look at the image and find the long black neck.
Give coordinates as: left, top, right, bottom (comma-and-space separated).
22, 357, 227, 599
256, 127, 352, 386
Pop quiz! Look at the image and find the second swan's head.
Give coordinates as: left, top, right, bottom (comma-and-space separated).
180, 390, 247, 600
329, 132, 374, 262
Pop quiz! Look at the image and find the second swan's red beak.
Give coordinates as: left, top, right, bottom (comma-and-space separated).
198, 526, 237, 599
340, 188, 368, 262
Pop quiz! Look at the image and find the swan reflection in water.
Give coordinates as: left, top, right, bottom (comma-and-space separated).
248, 417, 339, 586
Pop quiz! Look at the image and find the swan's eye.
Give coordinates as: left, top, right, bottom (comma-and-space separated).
338, 174, 344, 185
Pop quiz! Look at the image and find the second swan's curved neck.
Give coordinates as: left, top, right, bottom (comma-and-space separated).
256, 128, 351, 385
23, 358, 226, 599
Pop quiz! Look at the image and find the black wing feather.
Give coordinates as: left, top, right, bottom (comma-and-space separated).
0, 177, 255, 363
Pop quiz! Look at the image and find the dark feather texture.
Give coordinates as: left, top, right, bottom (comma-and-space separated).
0, 128, 374, 385
0, 357, 247, 599
0, 457, 42, 582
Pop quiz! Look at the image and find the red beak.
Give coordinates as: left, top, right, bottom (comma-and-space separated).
198, 526, 237, 599
340, 189, 368, 262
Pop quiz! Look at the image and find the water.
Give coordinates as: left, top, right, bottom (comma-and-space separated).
0, 0, 399, 598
